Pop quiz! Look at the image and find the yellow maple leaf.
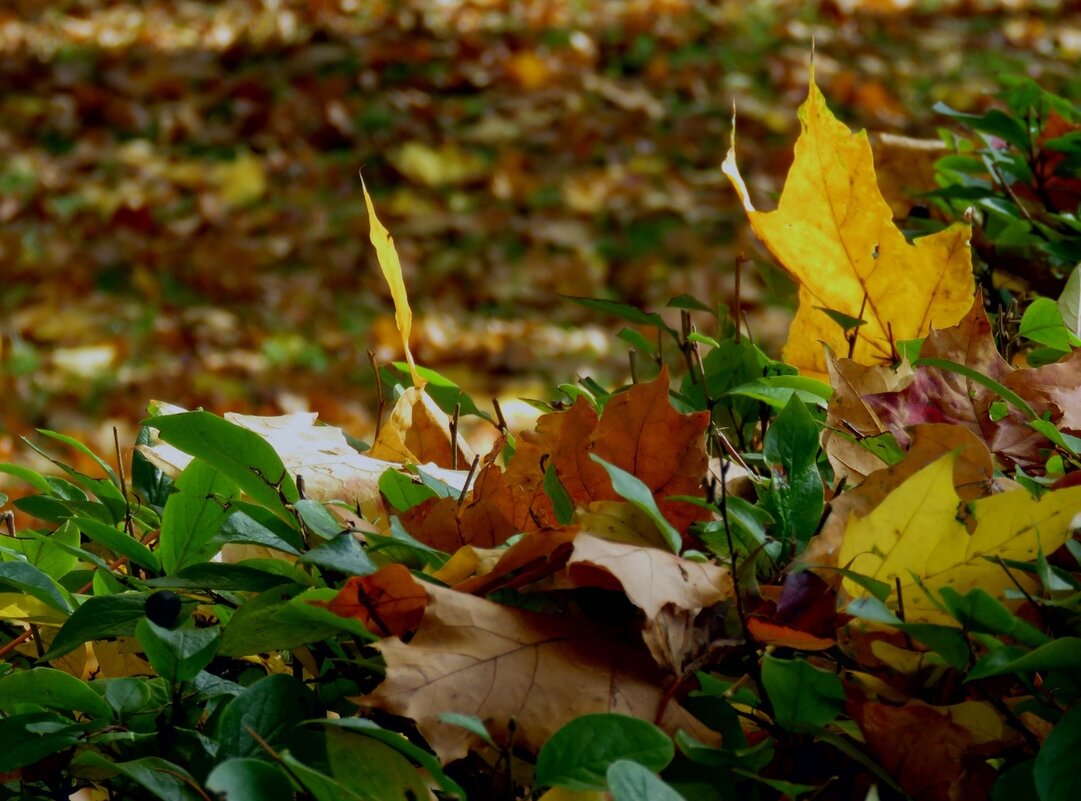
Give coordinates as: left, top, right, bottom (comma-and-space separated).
362, 178, 423, 388
839, 453, 1081, 624
723, 70, 975, 378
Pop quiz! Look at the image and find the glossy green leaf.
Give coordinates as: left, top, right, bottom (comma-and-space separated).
295, 498, 342, 540
589, 455, 681, 553
313, 718, 466, 799
206, 759, 295, 801
0, 560, 74, 613
761, 656, 846, 731
438, 712, 495, 745
299, 532, 377, 576
968, 637, 1081, 681
72, 516, 161, 573
217, 674, 314, 759
136, 619, 219, 683
75, 753, 203, 801
543, 462, 575, 525
606, 760, 686, 801
159, 458, 238, 574
0, 667, 111, 718
379, 469, 438, 512
145, 411, 298, 518
536, 713, 674, 791
1035, 704, 1081, 801
41, 593, 150, 661
326, 726, 432, 801
219, 584, 338, 657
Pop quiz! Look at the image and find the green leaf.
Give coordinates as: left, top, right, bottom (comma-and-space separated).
281, 751, 367, 801
606, 760, 686, 801
0, 712, 84, 772
296, 498, 343, 540
36, 429, 121, 485
104, 678, 153, 719
814, 306, 867, 330
41, 593, 151, 661
206, 759, 295, 801
617, 327, 657, 355
1057, 268, 1081, 340
326, 726, 433, 801
666, 294, 714, 313
993, 759, 1036, 801
379, 469, 438, 512
565, 296, 677, 337
215, 505, 303, 556
934, 102, 1030, 150
219, 584, 339, 657
859, 432, 906, 466
0, 560, 74, 613
71, 516, 161, 573
914, 357, 1038, 419
21, 437, 127, 521
312, 718, 466, 799
968, 637, 1081, 681
438, 712, 495, 745
299, 532, 378, 576
146, 562, 298, 593
726, 375, 832, 410
589, 455, 682, 553
1035, 704, 1081, 801
0, 463, 53, 494
543, 462, 575, 525
75, 754, 203, 801
939, 587, 1050, 646
6, 519, 80, 580
535, 713, 675, 791
898, 623, 971, 671
0, 667, 111, 718
761, 655, 846, 731
217, 674, 315, 759
145, 411, 298, 518
409, 466, 459, 499
1020, 297, 1078, 351
762, 394, 824, 547
159, 458, 238, 574
135, 619, 219, 683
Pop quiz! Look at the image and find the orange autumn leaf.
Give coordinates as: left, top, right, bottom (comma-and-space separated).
319, 564, 427, 637
397, 370, 709, 551
552, 368, 710, 534
454, 527, 579, 595
723, 69, 975, 378
746, 618, 835, 652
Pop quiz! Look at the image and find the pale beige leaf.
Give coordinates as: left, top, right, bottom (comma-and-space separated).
361, 582, 716, 763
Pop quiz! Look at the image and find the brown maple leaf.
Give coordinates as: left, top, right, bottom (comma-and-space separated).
359, 579, 717, 763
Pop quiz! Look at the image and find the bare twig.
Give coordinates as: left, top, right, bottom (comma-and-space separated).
450, 402, 461, 470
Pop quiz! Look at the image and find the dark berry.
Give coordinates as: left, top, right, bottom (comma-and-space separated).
145, 590, 182, 628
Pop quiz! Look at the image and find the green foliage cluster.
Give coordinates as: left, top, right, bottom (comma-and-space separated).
2, 82, 1081, 801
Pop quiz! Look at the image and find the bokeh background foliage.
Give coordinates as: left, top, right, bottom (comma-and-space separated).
2, 0, 1080, 459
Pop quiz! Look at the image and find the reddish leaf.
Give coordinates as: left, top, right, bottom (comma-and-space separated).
746, 618, 834, 651
318, 564, 427, 637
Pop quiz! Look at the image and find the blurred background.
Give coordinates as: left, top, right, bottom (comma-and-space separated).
1, 0, 1079, 469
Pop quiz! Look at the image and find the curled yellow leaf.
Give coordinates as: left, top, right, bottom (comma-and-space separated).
362, 178, 423, 388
